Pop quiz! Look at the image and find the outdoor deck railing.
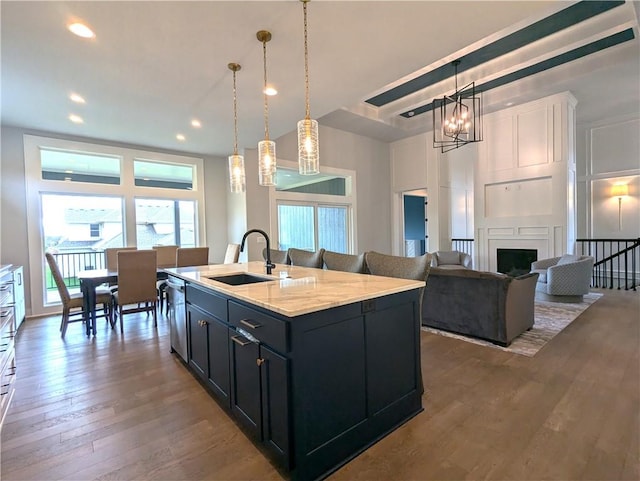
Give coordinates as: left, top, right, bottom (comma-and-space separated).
46, 250, 106, 290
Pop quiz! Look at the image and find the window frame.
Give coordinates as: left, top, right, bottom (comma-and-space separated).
269, 159, 357, 254
24, 134, 206, 316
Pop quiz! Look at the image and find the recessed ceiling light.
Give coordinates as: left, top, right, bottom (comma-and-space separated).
68, 22, 95, 39
264, 86, 278, 96
70, 93, 85, 104
69, 114, 84, 124
191, 119, 201, 128
408, 111, 415, 117
176, 134, 186, 141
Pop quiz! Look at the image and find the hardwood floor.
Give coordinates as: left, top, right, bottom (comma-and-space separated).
1, 289, 638, 480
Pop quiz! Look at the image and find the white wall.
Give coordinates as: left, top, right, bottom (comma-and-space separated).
254, 125, 392, 258
0, 126, 229, 315
475, 92, 577, 271
577, 115, 640, 239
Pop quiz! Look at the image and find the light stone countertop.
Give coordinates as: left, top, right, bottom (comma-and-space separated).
165, 261, 424, 318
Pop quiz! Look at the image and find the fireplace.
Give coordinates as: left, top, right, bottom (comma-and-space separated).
497, 248, 537, 277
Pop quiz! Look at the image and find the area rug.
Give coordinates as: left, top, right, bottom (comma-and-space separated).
421, 292, 603, 357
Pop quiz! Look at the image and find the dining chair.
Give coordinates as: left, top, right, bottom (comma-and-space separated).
322, 250, 367, 273
153, 245, 178, 313
288, 248, 325, 268
223, 243, 240, 264
112, 249, 158, 333
45, 253, 112, 338
104, 246, 137, 271
104, 246, 137, 293
176, 247, 210, 267
152, 245, 179, 268
364, 251, 432, 395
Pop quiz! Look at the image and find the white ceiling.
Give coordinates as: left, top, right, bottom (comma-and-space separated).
2, 1, 639, 157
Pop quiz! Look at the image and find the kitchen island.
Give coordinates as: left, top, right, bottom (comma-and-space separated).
165, 261, 424, 481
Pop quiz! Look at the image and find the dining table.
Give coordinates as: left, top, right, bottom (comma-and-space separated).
78, 268, 168, 336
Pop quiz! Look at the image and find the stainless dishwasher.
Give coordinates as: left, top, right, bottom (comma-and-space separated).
166, 276, 187, 362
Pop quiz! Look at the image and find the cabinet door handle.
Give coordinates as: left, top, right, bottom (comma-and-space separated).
198, 320, 208, 327
231, 335, 252, 347
256, 358, 265, 366
240, 319, 262, 329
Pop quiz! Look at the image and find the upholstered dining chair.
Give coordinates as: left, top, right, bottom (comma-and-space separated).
105, 246, 137, 271
152, 245, 178, 268
45, 252, 112, 338
112, 249, 158, 334
223, 243, 240, 264
288, 248, 325, 268
364, 251, 432, 395
262, 248, 290, 265
176, 247, 210, 267
153, 245, 178, 313
104, 246, 137, 293
322, 250, 367, 273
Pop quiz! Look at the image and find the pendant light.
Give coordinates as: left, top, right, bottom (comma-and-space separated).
297, 0, 319, 175
257, 30, 276, 186
228, 62, 245, 193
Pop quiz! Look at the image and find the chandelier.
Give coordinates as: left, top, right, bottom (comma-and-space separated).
433, 60, 483, 153
228, 62, 245, 193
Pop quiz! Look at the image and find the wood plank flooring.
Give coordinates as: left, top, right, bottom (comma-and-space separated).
1, 289, 638, 480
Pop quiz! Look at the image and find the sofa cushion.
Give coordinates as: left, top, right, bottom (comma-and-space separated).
437, 251, 461, 265
557, 254, 580, 265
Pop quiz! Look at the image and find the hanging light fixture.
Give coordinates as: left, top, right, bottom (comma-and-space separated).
228, 62, 245, 193
257, 30, 277, 187
433, 60, 483, 153
297, 0, 319, 175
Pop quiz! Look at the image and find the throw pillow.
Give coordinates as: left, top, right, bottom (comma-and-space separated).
557, 254, 580, 265
437, 251, 461, 266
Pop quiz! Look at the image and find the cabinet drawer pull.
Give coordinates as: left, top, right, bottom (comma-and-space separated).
240, 319, 262, 329
0, 310, 11, 318
231, 335, 252, 347
0, 285, 10, 292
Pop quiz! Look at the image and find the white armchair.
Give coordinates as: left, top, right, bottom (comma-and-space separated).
531, 254, 594, 302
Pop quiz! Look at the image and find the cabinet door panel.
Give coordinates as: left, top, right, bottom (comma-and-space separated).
187, 306, 208, 381
229, 332, 261, 437
260, 345, 289, 467
207, 317, 230, 405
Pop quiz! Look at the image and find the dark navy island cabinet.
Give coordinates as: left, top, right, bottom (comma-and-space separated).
181, 282, 423, 481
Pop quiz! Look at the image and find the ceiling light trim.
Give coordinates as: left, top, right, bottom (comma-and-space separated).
400, 27, 635, 119
366, 0, 625, 108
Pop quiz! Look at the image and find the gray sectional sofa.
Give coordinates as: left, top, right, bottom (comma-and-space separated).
422, 267, 539, 346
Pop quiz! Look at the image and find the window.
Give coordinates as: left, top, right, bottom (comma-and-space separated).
272, 162, 356, 254
89, 223, 101, 238
24, 135, 206, 316
134, 159, 194, 190
135, 198, 196, 248
41, 148, 121, 185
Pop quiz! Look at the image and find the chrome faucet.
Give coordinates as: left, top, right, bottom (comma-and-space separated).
240, 229, 276, 275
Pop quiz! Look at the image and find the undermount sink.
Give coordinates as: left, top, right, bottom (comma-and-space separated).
207, 273, 273, 286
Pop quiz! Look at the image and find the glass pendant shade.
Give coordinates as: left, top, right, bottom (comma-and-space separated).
228, 154, 245, 194
297, 118, 319, 175
258, 140, 276, 186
